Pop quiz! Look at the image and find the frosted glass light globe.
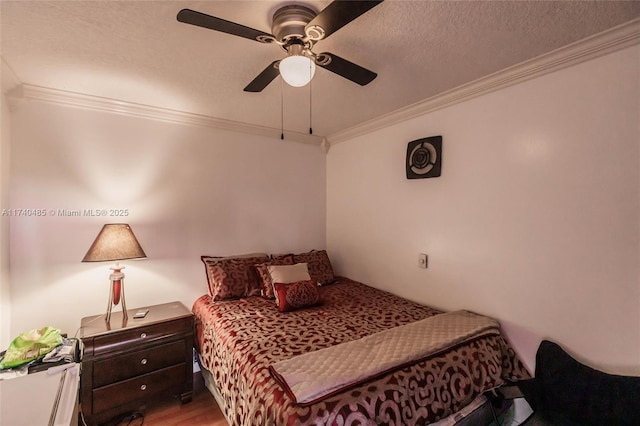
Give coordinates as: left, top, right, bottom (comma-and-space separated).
279, 55, 316, 87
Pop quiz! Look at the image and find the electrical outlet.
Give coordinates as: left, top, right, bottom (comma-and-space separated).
418, 253, 428, 269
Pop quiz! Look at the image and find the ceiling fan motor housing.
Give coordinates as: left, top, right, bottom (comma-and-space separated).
271, 5, 317, 41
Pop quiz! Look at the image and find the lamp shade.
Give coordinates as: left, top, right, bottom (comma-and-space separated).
279, 55, 316, 87
82, 224, 147, 262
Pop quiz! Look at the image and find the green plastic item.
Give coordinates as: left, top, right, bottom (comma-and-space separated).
0, 326, 63, 369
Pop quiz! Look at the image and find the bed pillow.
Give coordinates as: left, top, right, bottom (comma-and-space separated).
201, 253, 269, 300
273, 280, 320, 312
271, 253, 295, 262
255, 254, 295, 299
202, 252, 268, 261
293, 250, 336, 286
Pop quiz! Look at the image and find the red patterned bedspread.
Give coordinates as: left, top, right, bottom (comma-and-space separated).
193, 277, 529, 425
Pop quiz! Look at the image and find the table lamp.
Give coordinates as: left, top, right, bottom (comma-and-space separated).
82, 224, 147, 323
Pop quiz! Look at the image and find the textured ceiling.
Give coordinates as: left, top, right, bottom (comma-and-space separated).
2, 1, 640, 138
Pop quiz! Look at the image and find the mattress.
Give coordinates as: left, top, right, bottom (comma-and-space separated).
192, 277, 529, 425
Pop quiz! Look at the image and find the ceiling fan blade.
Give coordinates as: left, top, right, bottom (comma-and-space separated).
177, 9, 273, 42
305, 0, 383, 40
244, 61, 281, 92
316, 53, 377, 86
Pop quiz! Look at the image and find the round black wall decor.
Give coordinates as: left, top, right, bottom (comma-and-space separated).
406, 136, 442, 179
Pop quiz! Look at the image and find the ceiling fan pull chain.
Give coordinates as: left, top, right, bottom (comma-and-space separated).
281, 78, 285, 140
309, 63, 313, 135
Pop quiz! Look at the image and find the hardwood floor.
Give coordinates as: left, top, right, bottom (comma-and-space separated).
103, 373, 229, 426
144, 374, 228, 426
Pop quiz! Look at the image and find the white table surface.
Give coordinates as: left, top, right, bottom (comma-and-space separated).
0, 363, 79, 426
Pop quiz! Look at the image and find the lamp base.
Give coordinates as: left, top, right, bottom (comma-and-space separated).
106, 264, 128, 324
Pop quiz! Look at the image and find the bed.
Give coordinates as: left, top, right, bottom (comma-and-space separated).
192, 251, 529, 425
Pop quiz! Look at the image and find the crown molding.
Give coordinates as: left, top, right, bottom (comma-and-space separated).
1, 58, 22, 94
326, 18, 640, 146
6, 84, 324, 146
5, 18, 638, 149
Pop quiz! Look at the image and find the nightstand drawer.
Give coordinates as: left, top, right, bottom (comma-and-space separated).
92, 317, 192, 356
92, 363, 186, 413
93, 340, 185, 387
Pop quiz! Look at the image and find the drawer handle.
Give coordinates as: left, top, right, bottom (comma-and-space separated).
140, 358, 147, 365
140, 332, 147, 338
140, 384, 147, 391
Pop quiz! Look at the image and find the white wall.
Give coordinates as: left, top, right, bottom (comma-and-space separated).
327, 45, 640, 374
1, 89, 11, 350
0, 54, 19, 350
8, 100, 326, 337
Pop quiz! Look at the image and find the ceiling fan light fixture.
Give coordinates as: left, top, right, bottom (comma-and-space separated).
279, 55, 316, 87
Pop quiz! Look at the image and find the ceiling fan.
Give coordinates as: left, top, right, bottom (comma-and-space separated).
177, 1, 383, 92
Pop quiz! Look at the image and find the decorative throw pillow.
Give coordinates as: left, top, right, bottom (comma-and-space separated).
273, 280, 320, 312
267, 263, 311, 285
201, 254, 268, 301
255, 254, 295, 299
293, 250, 336, 285
268, 263, 312, 307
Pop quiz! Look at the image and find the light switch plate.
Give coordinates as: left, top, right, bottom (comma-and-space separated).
418, 253, 428, 269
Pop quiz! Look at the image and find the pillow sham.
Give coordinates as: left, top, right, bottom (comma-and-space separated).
271, 253, 295, 262
273, 280, 320, 312
255, 254, 295, 299
293, 250, 336, 285
201, 253, 269, 301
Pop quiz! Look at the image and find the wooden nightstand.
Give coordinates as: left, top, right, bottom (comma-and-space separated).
79, 302, 194, 425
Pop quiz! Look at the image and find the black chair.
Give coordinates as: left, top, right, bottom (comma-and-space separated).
506, 340, 640, 425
